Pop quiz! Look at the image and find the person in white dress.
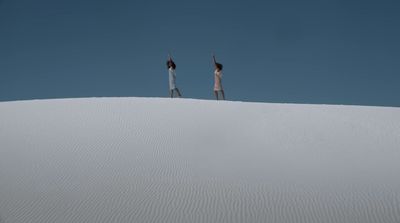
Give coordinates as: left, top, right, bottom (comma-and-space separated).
167, 56, 182, 98
213, 55, 225, 100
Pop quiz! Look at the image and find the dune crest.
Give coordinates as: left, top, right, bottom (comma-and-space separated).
1, 97, 400, 223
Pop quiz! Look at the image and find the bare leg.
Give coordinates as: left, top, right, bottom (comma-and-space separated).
175, 88, 182, 97
221, 90, 225, 100
214, 91, 219, 100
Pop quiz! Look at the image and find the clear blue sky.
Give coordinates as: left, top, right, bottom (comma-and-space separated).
1, 0, 399, 106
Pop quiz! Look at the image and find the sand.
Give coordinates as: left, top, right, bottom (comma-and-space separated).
0, 97, 399, 222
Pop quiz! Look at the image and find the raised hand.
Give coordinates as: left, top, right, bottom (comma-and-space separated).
168, 52, 173, 61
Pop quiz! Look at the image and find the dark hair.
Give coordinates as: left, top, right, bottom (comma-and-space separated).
215, 63, 223, 71
167, 60, 176, 69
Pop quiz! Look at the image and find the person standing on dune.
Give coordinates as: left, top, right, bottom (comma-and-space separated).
213, 54, 225, 100
167, 55, 182, 98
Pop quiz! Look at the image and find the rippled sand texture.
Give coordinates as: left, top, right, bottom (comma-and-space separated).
1, 98, 400, 223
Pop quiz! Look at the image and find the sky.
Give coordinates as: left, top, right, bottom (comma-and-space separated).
0, 0, 399, 106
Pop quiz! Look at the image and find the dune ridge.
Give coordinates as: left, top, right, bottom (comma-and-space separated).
0, 97, 399, 223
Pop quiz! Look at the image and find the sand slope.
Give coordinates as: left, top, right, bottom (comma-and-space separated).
0, 97, 400, 223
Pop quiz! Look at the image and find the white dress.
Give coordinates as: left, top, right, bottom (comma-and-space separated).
214, 70, 223, 91
169, 68, 176, 90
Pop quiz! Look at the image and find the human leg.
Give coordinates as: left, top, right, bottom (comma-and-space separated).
221, 90, 225, 100
175, 88, 182, 97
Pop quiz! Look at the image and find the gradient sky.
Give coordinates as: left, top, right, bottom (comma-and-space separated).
1, 0, 399, 106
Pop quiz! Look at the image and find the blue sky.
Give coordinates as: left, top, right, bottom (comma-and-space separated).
1, 0, 399, 106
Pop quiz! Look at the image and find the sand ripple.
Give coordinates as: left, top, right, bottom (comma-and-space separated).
0, 98, 399, 222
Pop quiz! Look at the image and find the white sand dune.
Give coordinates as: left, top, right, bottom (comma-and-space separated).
0, 97, 400, 223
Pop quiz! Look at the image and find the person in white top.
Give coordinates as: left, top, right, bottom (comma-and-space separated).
167, 56, 182, 98
213, 55, 225, 100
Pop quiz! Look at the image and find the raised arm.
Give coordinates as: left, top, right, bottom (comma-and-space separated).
213, 54, 217, 64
